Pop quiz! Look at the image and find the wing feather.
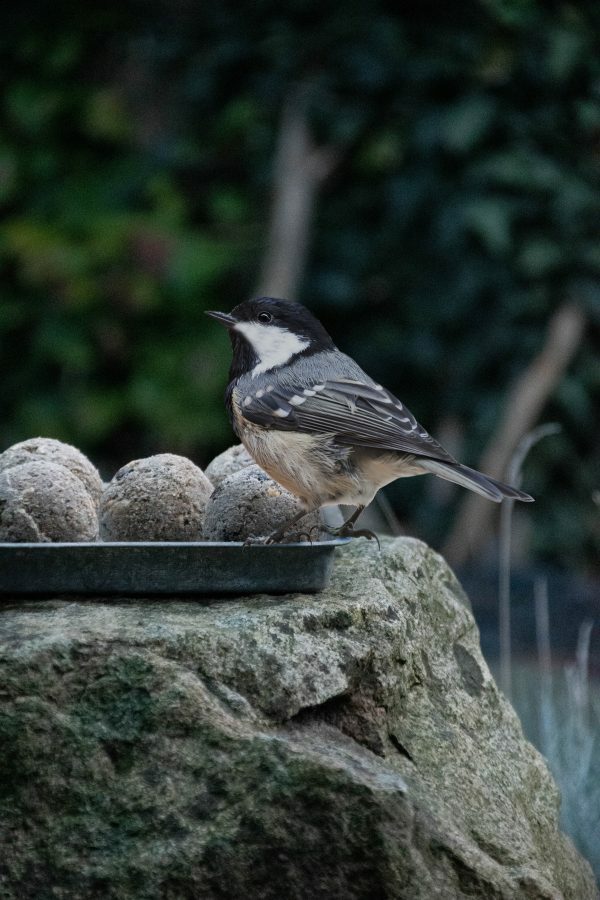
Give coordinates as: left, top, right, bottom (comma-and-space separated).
238, 378, 457, 464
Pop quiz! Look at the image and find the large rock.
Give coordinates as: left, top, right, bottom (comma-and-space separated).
0, 538, 595, 899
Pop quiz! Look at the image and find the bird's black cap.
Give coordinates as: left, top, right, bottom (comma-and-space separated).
206, 297, 336, 382
206, 297, 336, 348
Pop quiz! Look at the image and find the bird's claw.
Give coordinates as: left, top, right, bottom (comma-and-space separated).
243, 530, 312, 547
345, 527, 381, 549
242, 534, 271, 548
324, 522, 381, 549
292, 524, 324, 544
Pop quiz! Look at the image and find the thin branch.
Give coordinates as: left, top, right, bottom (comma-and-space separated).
256, 91, 337, 301
534, 577, 554, 754
443, 302, 586, 567
498, 423, 560, 699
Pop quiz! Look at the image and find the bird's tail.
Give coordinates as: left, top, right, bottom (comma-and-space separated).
419, 459, 534, 503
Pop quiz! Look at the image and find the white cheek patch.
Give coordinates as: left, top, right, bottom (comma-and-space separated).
235, 321, 310, 376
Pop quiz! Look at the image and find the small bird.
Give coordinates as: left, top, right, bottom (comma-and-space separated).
206, 298, 533, 542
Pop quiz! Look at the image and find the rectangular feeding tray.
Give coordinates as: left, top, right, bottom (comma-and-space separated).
0, 539, 349, 597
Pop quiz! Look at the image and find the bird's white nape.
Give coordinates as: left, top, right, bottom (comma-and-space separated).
234, 321, 310, 376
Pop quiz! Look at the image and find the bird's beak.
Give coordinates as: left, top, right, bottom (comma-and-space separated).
205, 310, 237, 328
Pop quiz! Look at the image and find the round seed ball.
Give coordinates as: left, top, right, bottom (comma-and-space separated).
99, 453, 213, 541
0, 437, 103, 507
202, 464, 322, 543
204, 443, 255, 489
0, 461, 99, 542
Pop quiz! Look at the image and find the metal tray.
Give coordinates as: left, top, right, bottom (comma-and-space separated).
0, 539, 349, 597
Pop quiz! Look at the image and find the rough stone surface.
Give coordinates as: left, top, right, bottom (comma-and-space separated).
0, 538, 595, 899
0, 461, 99, 542
99, 453, 213, 541
0, 437, 103, 507
202, 464, 322, 542
204, 443, 255, 488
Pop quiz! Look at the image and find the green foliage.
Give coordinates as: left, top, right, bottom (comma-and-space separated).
0, 0, 598, 569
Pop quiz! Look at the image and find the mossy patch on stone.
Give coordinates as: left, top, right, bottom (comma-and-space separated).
0, 537, 595, 899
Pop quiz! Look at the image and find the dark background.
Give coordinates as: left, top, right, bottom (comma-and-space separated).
1, 0, 600, 880
0, 0, 599, 575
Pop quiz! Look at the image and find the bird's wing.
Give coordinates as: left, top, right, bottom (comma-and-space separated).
237, 378, 457, 463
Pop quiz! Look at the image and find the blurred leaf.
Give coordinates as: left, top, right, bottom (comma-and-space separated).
0, 299, 27, 331
167, 235, 232, 299
554, 376, 594, 428
579, 245, 600, 273
5, 83, 62, 134
481, 0, 537, 27
72, 389, 127, 443
474, 149, 563, 192
442, 95, 495, 153
208, 186, 250, 225
4, 220, 90, 286
84, 90, 132, 142
357, 130, 405, 173
575, 99, 600, 130
35, 319, 94, 372
0, 148, 18, 206
545, 25, 588, 81
46, 34, 82, 73
463, 198, 513, 255
517, 238, 564, 277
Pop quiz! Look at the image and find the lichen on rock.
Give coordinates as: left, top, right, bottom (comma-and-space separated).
0, 537, 595, 899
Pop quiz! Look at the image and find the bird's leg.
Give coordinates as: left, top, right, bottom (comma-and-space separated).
242, 508, 323, 546
341, 506, 364, 530
264, 508, 313, 544
325, 505, 380, 547
293, 519, 332, 544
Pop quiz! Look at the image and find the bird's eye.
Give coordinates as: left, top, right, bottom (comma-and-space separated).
258, 312, 273, 324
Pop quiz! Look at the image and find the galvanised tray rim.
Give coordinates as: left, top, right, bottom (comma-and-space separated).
0, 537, 351, 549
0, 537, 351, 596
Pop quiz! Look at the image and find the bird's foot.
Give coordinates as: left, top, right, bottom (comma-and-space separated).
242, 531, 303, 548
242, 534, 271, 548
243, 521, 326, 547
289, 524, 329, 544
324, 522, 380, 549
